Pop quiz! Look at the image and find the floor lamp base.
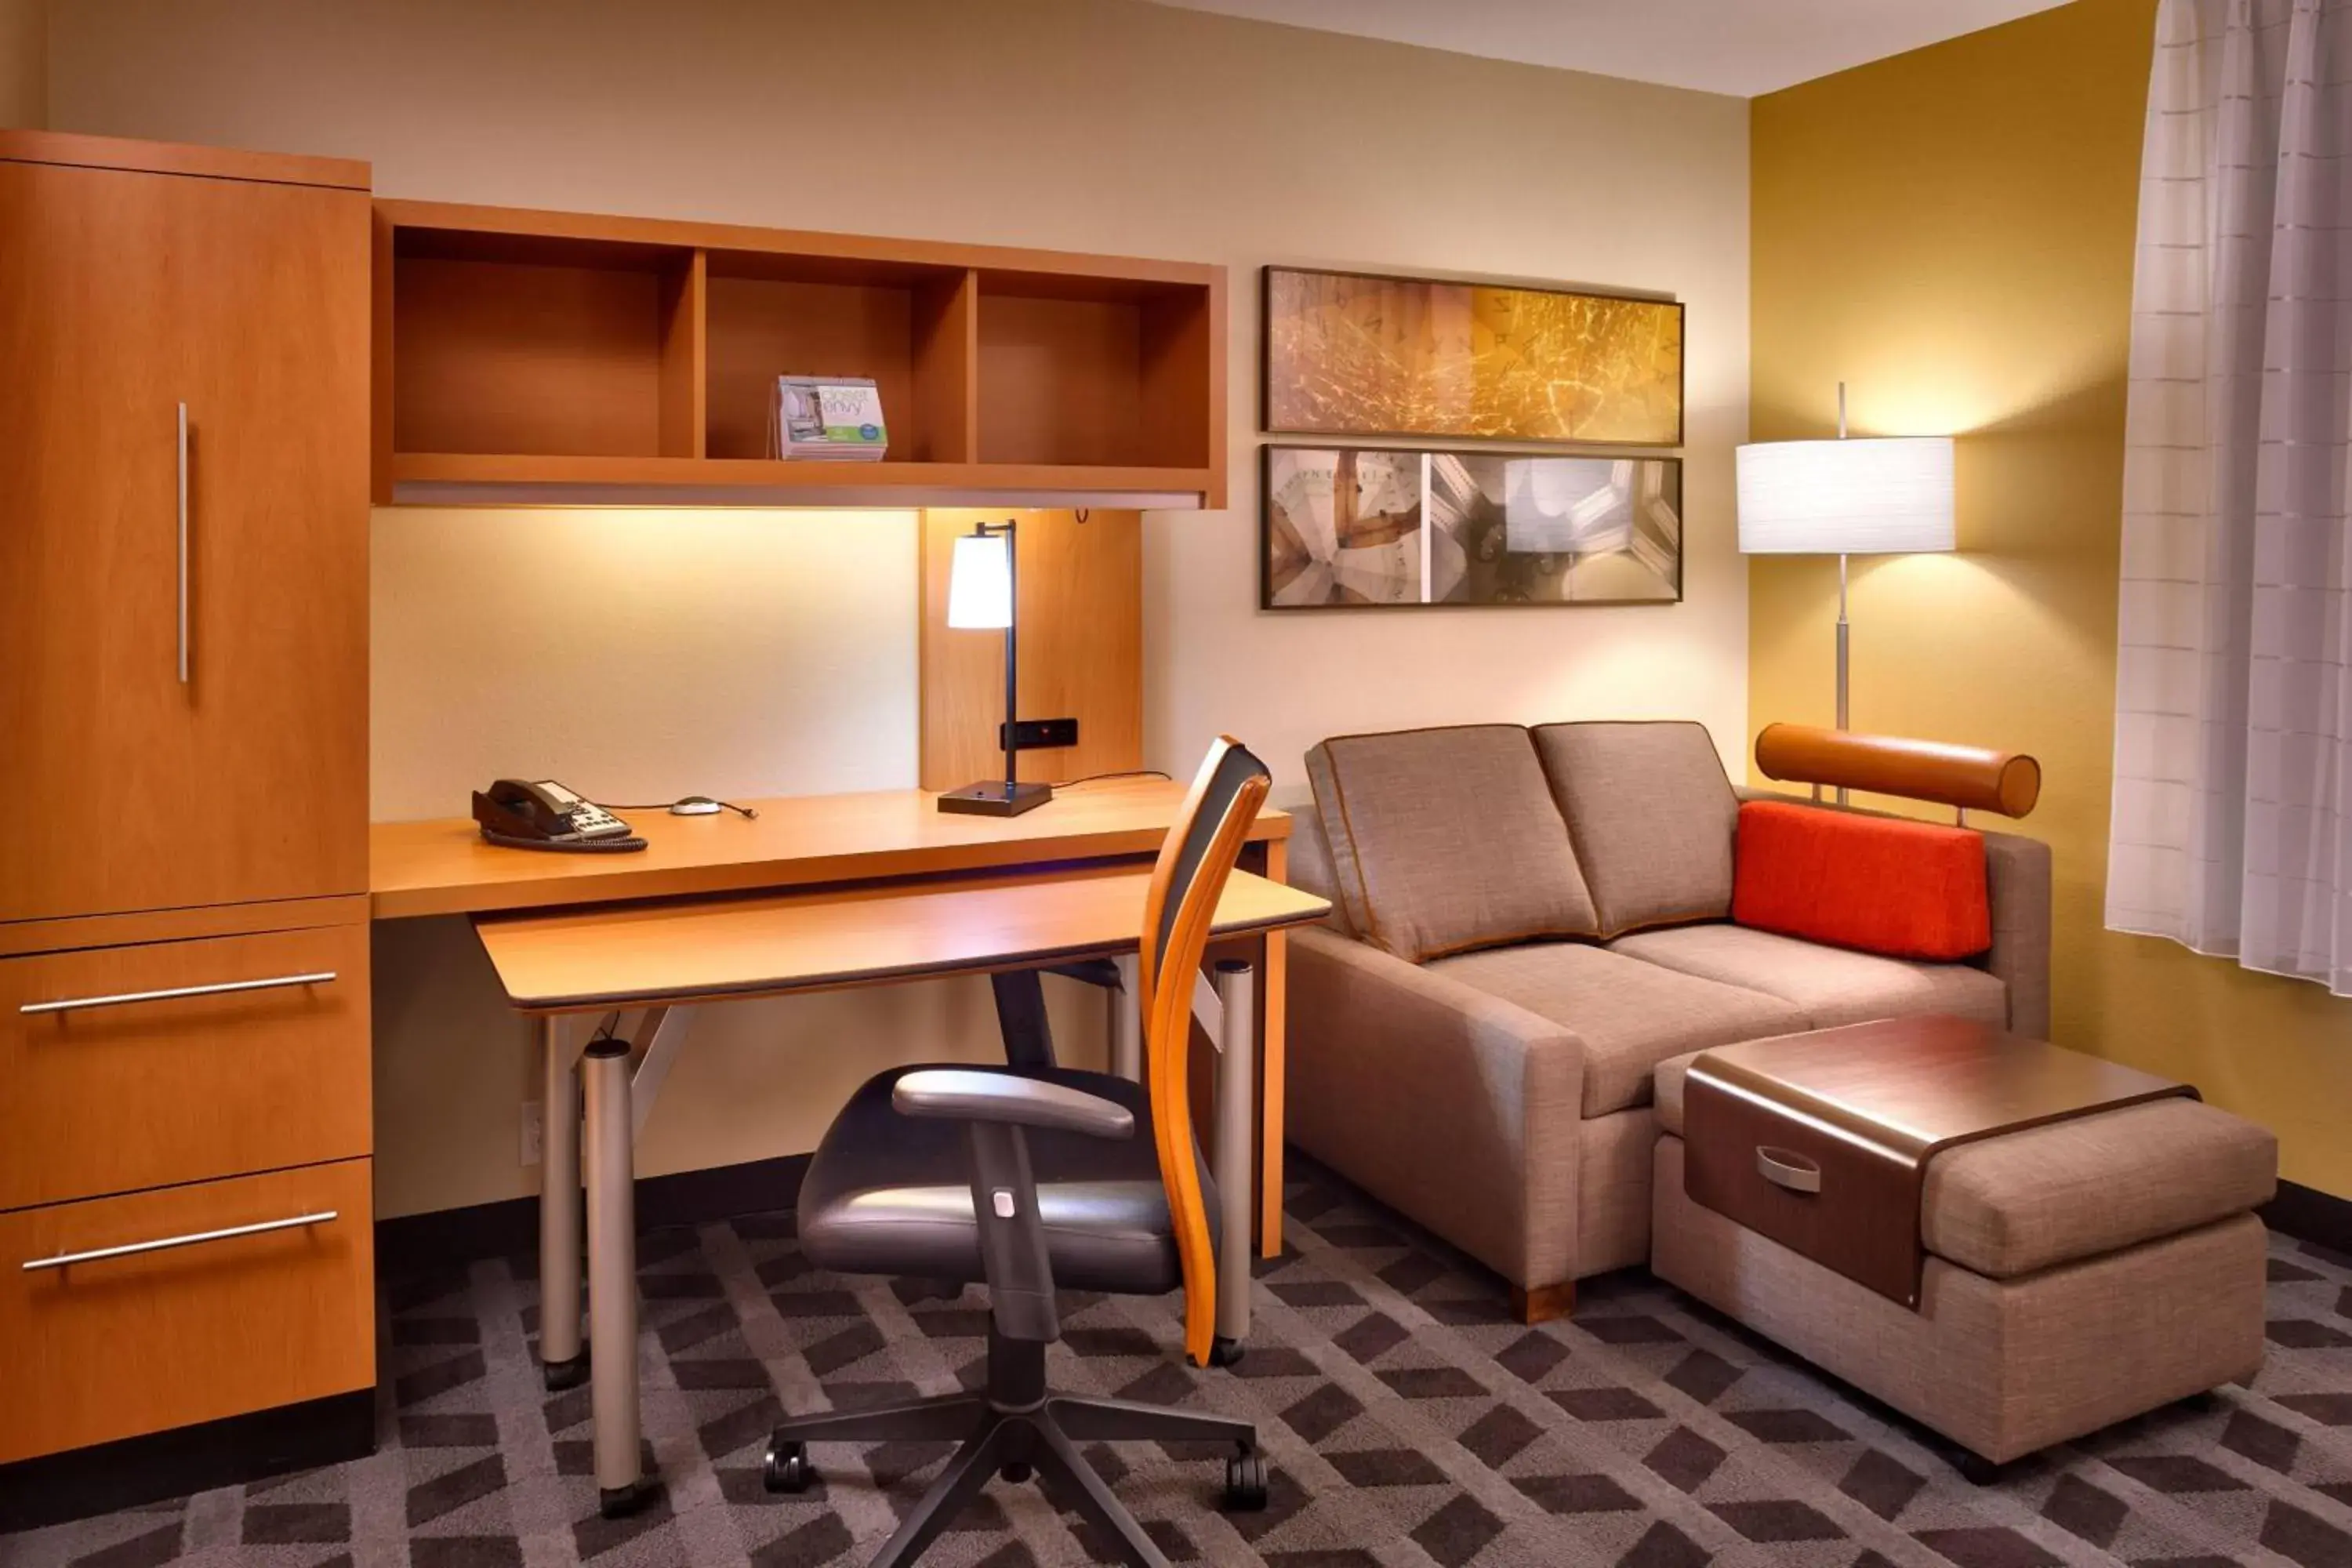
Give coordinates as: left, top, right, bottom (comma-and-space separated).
937, 780, 1055, 817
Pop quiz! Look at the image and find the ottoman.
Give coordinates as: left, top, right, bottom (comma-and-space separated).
1650, 1050, 2278, 1468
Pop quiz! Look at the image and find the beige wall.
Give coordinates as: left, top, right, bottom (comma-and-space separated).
1751, 0, 2352, 1199
42, 0, 1751, 1215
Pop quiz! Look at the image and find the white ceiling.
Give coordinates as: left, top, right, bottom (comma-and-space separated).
1147, 0, 2071, 97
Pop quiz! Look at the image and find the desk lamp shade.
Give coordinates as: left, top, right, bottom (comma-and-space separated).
946, 531, 1014, 630
938, 520, 1051, 817
1735, 437, 1955, 555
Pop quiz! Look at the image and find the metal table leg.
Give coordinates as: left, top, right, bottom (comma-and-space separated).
539, 1018, 586, 1390
1109, 954, 1142, 1082
1210, 957, 1255, 1364
581, 1036, 646, 1515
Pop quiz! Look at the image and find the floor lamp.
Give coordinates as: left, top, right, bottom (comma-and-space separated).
1735, 386, 1955, 801
937, 518, 1054, 817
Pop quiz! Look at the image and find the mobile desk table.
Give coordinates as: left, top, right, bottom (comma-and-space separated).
369, 782, 1316, 1512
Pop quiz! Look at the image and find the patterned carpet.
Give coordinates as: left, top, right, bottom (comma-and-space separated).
9, 1157, 2352, 1568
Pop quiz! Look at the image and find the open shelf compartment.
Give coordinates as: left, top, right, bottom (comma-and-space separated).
375, 201, 1224, 507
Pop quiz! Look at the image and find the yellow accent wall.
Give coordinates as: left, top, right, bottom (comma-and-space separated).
1751, 0, 2352, 1197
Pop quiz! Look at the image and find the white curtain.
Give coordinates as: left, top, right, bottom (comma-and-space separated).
2108, 0, 2352, 997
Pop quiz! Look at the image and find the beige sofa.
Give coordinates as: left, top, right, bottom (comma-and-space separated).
1283, 720, 2053, 1320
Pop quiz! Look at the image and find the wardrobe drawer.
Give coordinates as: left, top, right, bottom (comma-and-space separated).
0, 1158, 374, 1464
0, 922, 370, 1210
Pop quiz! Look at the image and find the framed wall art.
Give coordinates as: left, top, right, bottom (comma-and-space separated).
1261, 444, 1682, 610
1263, 266, 1684, 447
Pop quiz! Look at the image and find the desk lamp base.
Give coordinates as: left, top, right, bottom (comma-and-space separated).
938, 780, 1054, 817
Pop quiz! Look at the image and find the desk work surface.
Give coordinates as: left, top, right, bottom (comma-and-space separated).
474, 862, 1331, 1013
371, 780, 1291, 920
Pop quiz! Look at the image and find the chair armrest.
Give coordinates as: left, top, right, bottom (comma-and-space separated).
892, 1069, 1134, 1139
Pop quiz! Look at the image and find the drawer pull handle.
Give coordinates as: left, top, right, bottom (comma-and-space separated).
1756, 1146, 1822, 1194
20, 970, 337, 1016
23, 1210, 338, 1272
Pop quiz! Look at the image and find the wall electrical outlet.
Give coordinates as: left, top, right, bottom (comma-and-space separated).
520, 1098, 544, 1167
998, 717, 1079, 751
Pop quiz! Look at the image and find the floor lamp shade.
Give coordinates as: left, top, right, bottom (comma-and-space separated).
1734, 437, 1955, 555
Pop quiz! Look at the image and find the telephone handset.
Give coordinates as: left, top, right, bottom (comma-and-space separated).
471, 779, 648, 853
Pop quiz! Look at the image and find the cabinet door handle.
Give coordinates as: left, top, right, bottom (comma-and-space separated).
23, 1210, 338, 1272
20, 970, 338, 1016
176, 401, 191, 684
1756, 1145, 1823, 1194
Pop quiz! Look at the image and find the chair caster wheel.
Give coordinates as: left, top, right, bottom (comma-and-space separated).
763, 1438, 816, 1494
999, 1461, 1033, 1483
1208, 1336, 1245, 1369
1222, 1447, 1269, 1512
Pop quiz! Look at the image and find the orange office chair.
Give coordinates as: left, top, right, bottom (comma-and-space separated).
760, 736, 1274, 1567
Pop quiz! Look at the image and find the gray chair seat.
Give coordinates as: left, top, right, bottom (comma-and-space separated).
797, 1064, 1216, 1297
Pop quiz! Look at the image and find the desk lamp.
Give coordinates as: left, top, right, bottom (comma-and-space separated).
938, 518, 1052, 816
1736, 384, 1955, 800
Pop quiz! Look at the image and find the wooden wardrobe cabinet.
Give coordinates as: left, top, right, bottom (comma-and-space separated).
0, 132, 376, 1500
0, 136, 370, 924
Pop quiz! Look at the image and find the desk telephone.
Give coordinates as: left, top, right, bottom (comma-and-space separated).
472, 779, 648, 852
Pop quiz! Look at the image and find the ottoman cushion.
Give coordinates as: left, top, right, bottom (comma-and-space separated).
1653, 1054, 2277, 1277
1922, 1097, 2277, 1278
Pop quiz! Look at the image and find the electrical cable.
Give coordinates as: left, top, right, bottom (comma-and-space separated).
1050, 769, 1172, 788
593, 797, 761, 819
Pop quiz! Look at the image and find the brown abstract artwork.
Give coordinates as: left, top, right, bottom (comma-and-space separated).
1264, 267, 1683, 446
1264, 445, 1681, 609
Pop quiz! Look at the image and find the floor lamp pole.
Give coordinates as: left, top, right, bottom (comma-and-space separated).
1835, 383, 1850, 804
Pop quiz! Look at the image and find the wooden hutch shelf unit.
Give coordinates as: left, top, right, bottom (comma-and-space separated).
372, 201, 1227, 510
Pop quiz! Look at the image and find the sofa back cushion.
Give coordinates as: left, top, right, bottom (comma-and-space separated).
1306, 725, 1598, 962
1732, 799, 1992, 960
1533, 720, 1738, 936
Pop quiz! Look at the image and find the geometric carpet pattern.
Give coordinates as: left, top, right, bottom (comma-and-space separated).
9, 1156, 2352, 1567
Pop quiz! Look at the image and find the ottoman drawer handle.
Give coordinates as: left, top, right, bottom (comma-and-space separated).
1756, 1146, 1822, 1194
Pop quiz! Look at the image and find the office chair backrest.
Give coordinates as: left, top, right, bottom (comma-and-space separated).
1138, 735, 1272, 1367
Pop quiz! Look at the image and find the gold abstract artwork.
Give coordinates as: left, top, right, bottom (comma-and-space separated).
1265, 267, 1683, 445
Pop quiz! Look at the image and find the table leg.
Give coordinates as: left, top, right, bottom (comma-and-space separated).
540, 1018, 586, 1390
1260, 840, 1289, 1260
1109, 953, 1142, 1081
1210, 957, 1254, 1364
581, 1036, 646, 1515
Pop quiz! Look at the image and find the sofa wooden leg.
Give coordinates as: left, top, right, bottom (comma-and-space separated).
1510, 1281, 1575, 1324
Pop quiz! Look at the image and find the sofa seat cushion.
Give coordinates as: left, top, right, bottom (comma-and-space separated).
1609, 923, 2006, 1031
1533, 720, 1739, 937
1653, 1057, 2277, 1277
1306, 726, 1599, 963
1428, 942, 1805, 1117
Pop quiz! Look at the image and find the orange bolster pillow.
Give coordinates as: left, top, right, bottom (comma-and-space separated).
1732, 800, 1991, 961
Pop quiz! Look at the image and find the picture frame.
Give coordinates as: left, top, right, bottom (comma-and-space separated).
1260, 443, 1684, 611
1262, 265, 1686, 448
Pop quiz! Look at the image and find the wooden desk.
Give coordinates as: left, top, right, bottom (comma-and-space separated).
372, 780, 1296, 1251
372, 782, 1311, 1515
371, 779, 1289, 920
475, 862, 1319, 1012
